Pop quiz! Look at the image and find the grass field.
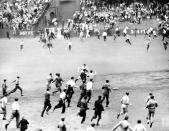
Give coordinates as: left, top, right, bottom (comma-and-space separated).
0, 34, 169, 131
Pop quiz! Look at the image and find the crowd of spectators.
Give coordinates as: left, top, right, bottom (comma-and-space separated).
0, 0, 51, 31
65, 1, 169, 37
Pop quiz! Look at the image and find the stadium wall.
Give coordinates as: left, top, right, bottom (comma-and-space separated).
34, 0, 80, 30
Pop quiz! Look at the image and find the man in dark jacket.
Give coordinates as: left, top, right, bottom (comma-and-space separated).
91, 95, 104, 126
41, 89, 52, 117
18, 116, 29, 131
78, 96, 88, 124
77, 81, 86, 107
102, 80, 111, 107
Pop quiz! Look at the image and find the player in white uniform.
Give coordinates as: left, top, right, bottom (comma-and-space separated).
117, 92, 131, 119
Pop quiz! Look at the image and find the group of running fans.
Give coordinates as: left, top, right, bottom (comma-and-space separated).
0, 64, 158, 131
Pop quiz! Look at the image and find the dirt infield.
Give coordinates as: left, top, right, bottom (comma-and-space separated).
0, 35, 169, 131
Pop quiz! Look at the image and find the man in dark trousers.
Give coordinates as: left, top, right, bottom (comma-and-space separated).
102, 80, 111, 107
53, 89, 66, 113
78, 96, 88, 124
6, 31, 10, 39
18, 116, 29, 131
66, 85, 74, 107
91, 96, 104, 126
5, 98, 20, 129
41, 89, 52, 117
8, 76, 23, 96
77, 81, 86, 107
75, 69, 87, 83
52, 73, 64, 95
163, 41, 168, 51
2, 79, 8, 96
125, 34, 132, 45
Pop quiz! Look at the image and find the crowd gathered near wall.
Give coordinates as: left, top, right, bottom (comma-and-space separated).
0, 0, 51, 31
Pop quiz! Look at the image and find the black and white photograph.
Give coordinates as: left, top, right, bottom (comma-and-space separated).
0, 0, 169, 131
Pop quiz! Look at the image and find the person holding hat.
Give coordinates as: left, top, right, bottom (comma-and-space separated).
8, 76, 23, 96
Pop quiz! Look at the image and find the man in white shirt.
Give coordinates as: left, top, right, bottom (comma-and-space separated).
102, 31, 107, 41
86, 79, 93, 103
53, 89, 66, 113
5, 98, 20, 129
87, 70, 96, 81
133, 120, 147, 131
117, 92, 131, 119
0, 93, 8, 120
78, 64, 88, 73
66, 77, 75, 89
112, 116, 133, 131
